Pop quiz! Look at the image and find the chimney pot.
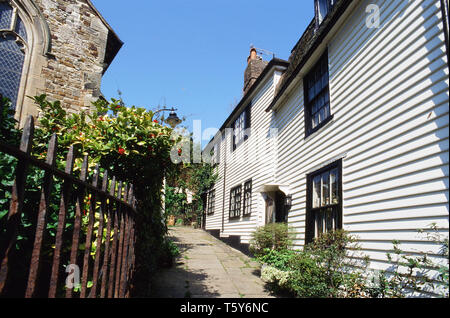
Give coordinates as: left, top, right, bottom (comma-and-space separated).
247, 48, 258, 63
243, 48, 268, 94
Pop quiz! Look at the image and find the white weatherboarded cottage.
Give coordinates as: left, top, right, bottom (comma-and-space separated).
203, 0, 449, 276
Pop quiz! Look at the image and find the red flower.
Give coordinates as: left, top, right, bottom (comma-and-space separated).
149, 133, 155, 138
118, 147, 125, 155
153, 120, 158, 123
178, 148, 182, 156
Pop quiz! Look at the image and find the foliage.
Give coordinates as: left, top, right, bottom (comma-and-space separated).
0, 96, 20, 145
256, 230, 370, 298
164, 152, 218, 226
156, 238, 180, 268
0, 94, 184, 296
261, 265, 292, 289
256, 226, 449, 298
164, 186, 187, 217
370, 224, 449, 298
256, 248, 297, 272
249, 223, 294, 258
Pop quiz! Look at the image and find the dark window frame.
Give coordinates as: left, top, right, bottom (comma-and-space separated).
305, 159, 342, 244
232, 104, 251, 151
243, 179, 252, 217
229, 185, 242, 219
303, 50, 333, 139
207, 189, 216, 215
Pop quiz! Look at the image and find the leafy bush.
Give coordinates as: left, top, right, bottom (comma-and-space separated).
1, 95, 184, 296
249, 223, 293, 257
370, 224, 449, 298
256, 249, 297, 271
256, 229, 370, 298
157, 238, 180, 268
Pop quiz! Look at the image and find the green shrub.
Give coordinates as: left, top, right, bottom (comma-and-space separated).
157, 238, 180, 268
371, 224, 449, 298
256, 229, 370, 298
286, 251, 330, 297
256, 249, 297, 271
249, 223, 293, 257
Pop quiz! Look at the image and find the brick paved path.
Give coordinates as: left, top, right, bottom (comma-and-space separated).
150, 226, 274, 298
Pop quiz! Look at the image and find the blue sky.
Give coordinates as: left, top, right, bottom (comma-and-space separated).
91, 0, 314, 136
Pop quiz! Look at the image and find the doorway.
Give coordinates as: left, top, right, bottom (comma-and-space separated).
264, 191, 288, 224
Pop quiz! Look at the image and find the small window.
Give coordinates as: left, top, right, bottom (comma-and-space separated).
232, 105, 251, 150
306, 160, 342, 244
229, 185, 242, 219
304, 51, 332, 138
207, 190, 215, 215
243, 180, 252, 216
211, 142, 220, 165
316, 0, 336, 25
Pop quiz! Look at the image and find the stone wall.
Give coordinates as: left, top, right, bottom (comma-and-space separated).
14, 0, 121, 126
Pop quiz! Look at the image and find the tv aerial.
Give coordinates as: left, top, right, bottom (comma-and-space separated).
250, 44, 275, 59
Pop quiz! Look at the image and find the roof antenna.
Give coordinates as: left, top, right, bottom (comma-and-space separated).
250, 44, 275, 59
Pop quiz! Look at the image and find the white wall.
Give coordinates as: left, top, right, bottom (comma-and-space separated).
205, 69, 283, 243
273, 0, 448, 271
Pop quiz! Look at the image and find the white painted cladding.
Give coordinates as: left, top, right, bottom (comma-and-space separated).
274, 0, 448, 270
205, 0, 449, 272
206, 70, 282, 243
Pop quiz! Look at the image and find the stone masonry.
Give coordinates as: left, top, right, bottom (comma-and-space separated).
8, 0, 122, 126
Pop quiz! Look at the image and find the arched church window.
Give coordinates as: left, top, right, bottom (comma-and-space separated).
0, 1, 28, 110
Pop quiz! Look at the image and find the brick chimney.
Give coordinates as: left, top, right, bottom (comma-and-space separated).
243, 48, 268, 95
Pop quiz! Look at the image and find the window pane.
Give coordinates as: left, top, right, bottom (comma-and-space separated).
325, 207, 333, 232
322, 72, 328, 89
311, 99, 319, 115
317, 94, 324, 110
330, 169, 338, 205
15, 16, 28, 41
314, 81, 321, 99
313, 175, 321, 208
0, 2, 12, 30
323, 103, 329, 120
311, 113, 317, 129
319, 107, 325, 123
308, 84, 315, 102
324, 90, 329, 104
322, 172, 330, 206
315, 210, 324, 237
0, 35, 26, 110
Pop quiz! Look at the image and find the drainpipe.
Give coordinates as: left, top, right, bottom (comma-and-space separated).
221, 133, 227, 233
441, 0, 450, 69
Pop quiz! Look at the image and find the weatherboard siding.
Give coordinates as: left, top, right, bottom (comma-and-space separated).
273, 0, 449, 270
205, 71, 281, 243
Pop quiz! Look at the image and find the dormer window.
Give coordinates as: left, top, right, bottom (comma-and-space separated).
315, 0, 336, 25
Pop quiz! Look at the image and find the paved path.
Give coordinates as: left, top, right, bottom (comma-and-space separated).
151, 226, 274, 298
